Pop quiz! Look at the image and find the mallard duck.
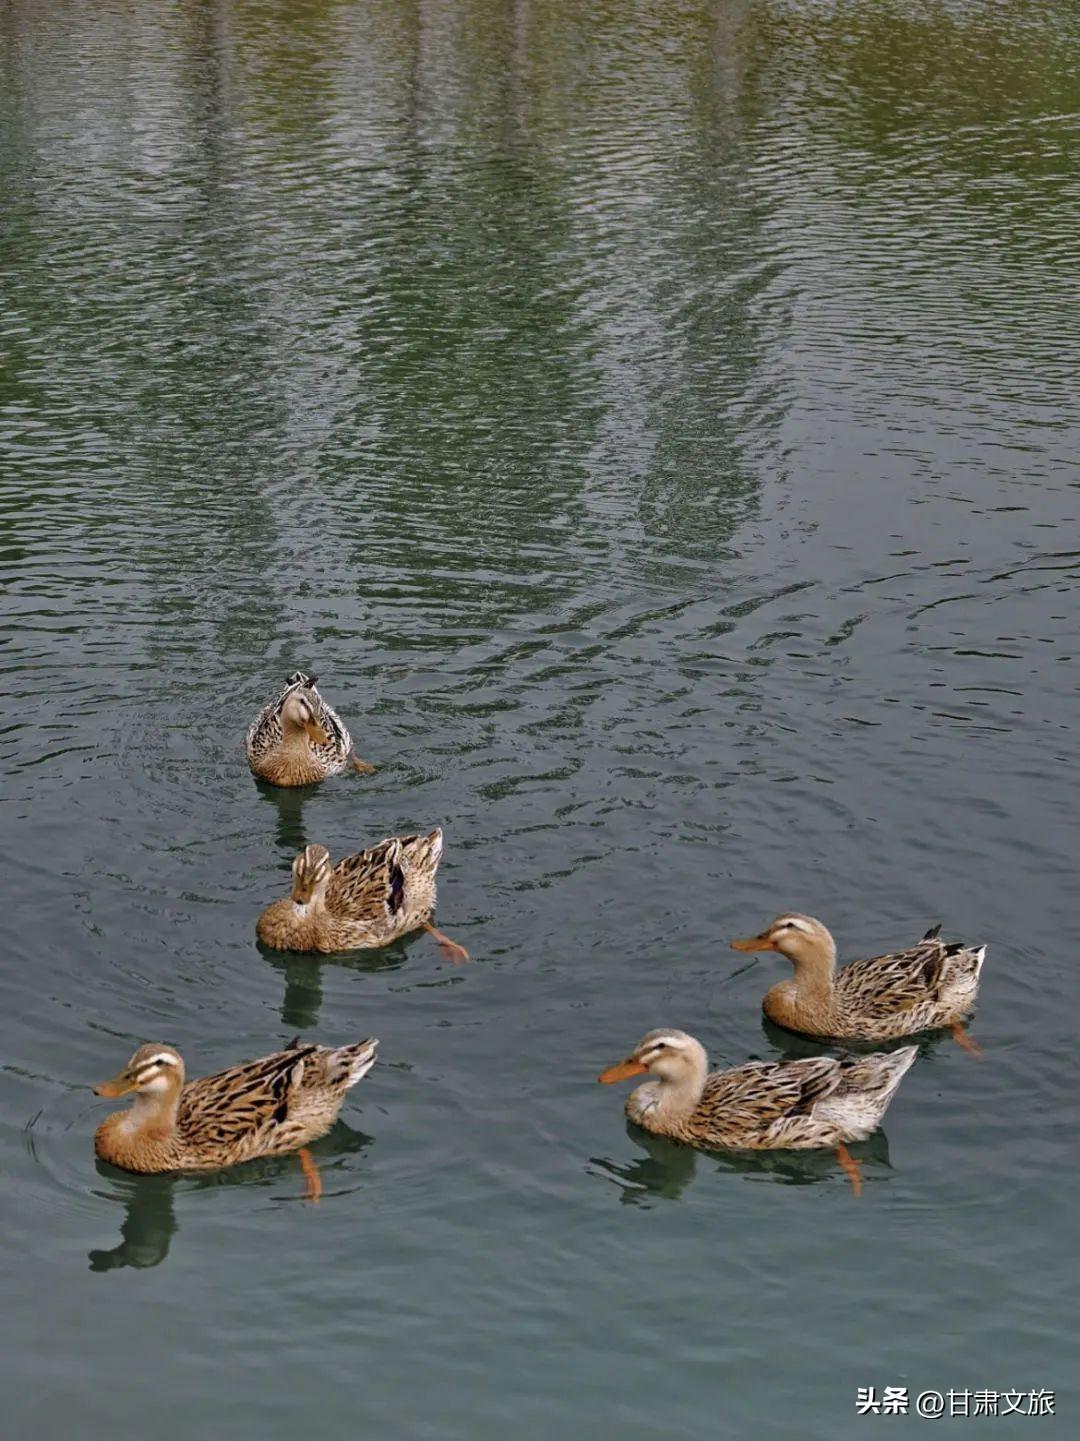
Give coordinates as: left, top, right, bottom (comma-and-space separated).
731, 914, 986, 1054
245, 670, 375, 786
256, 829, 469, 963
599, 1028, 917, 1195
94, 1036, 379, 1200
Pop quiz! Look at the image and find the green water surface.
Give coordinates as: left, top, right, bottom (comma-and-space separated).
1, 2, 1077, 1437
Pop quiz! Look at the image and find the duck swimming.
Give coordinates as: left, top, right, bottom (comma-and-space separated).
245, 671, 375, 786
731, 914, 986, 1054
94, 1036, 379, 1200
599, 1028, 917, 1195
256, 829, 468, 963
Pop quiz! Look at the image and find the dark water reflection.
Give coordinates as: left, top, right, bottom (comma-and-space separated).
590, 1123, 895, 1207
1, 0, 1078, 1437
87, 1119, 374, 1270
260, 937, 417, 1031
88, 1173, 180, 1272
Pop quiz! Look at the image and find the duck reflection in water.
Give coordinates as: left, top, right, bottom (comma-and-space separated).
760, 1013, 946, 1063
260, 936, 415, 1032
591, 1122, 894, 1205
256, 775, 319, 1030
88, 1170, 177, 1271
254, 772, 312, 855
590, 1129, 700, 1205
88, 1121, 374, 1271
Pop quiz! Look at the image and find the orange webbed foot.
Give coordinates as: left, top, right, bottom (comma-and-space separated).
951, 1021, 983, 1059
836, 1143, 863, 1198
299, 1147, 323, 1203
351, 754, 377, 775
422, 922, 470, 964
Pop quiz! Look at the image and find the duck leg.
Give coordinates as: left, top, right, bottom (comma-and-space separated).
835, 1144, 863, 1198
422, 921, 470, 964
950, 1022, 982, 1059
350, 752, 377, 775
298, 1147, 323, 1203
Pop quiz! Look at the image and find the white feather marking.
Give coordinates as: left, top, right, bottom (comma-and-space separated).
346, 1041, 379, 1087
642, 1033, 688, 1053
778, 917, 814, 935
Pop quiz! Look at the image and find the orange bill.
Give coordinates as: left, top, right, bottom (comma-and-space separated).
730, 934, 777, 952
94, 1072, 135, 1098
598, 1059, 648, 1084
304, 721, 331, 745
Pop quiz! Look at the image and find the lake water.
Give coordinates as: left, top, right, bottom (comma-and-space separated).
1, 1, 1077, 1437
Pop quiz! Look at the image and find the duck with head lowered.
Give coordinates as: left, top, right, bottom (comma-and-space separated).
599, 1028, 916, 1195
257, 829, 469, 963
731, 913, 986, 1054
245, 670, 376, 786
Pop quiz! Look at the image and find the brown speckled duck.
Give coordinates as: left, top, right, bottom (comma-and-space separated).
731, 914, 986, 1054
599, 1028, 917, 1195
256, 829, 468, 963
93, 1036, 379, 1200
245, 671, 375, 786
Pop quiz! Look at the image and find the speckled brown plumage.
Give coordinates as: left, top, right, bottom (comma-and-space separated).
600, 1029, 916, 1151
732, 914, 986, 1042
256, 830, 445, 954
93, 1038, 378, 1175
245, 671, 372, 786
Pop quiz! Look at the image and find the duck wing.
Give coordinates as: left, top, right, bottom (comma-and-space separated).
702, 1056, 844, 1135
835, 936, 953, 1019
177, 1044, 320, 1151
325, 830, 442, 925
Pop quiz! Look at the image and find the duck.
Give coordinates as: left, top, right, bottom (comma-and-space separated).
731, 914, 986, 1054
256, 829, 469, 963
599, 1028, 917, 1195
93, 1036, 379, 1200
245, 670, 376, 786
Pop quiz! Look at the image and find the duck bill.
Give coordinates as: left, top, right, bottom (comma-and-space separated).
94, 1072, 135, 1098
304, 721, 331, 745
598, 1059, 648, 1084
730, 934, 777, 952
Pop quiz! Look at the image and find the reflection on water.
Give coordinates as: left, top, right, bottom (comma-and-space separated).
590, 1121, 894, 1206
261, 940, 412, 1031
255, 778, 314, 857
88, 1121, 374, 1271
590, 1131, 700, 1206
710, 1130, 895, 1191
88, 1173, 179, 1272
759, 1015, 970, 1063
1, 0, 1078, 1434
268, 952, 327, 1034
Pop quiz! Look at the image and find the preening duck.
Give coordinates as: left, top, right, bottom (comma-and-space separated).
256, 829, 468, 963
245, 671, 376, 786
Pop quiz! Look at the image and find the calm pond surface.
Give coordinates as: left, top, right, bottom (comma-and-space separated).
1, 1, 1078, 1437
